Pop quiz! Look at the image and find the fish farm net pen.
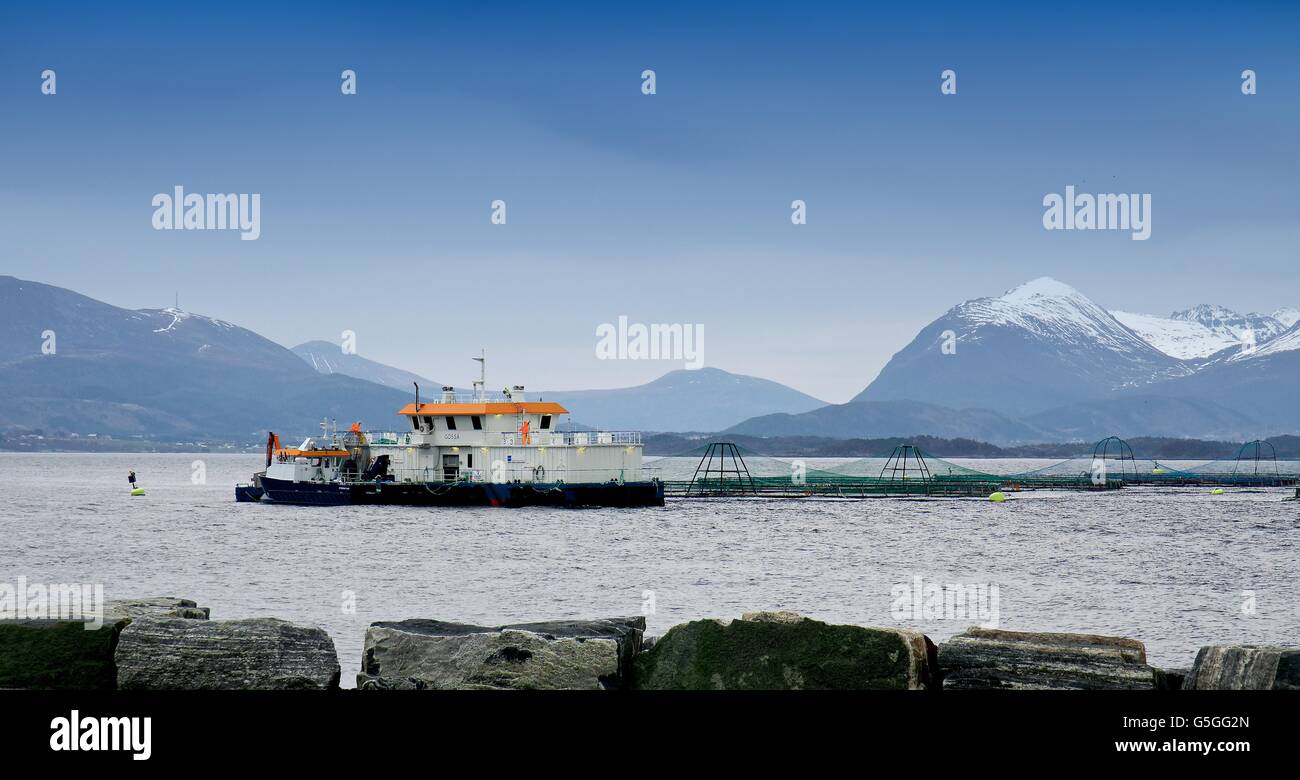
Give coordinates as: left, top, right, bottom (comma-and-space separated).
658, 438, 1300, 498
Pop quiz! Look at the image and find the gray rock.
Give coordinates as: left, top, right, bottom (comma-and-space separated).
0, 596, 206, 690
938, 628, 1156, 689
116, 617, 340, 690
631, 612, 935, 690
1185, 645, 1300, 690
105, 597, 210, 621
358, 617, 645, 690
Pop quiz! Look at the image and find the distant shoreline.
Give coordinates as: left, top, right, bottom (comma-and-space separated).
643, 433, 1300, 460
0, 440, 257, 455
5, 432, 1298, 461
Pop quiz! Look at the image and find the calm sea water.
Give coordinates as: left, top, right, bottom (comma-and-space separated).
2, 453, 1297, 686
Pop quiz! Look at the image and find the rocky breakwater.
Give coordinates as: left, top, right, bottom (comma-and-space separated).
631, 611, 936, 690
0, 597, 207, 690
937, 628, 1157, 689
0, 595, 340, 690
357, 617, 645, 690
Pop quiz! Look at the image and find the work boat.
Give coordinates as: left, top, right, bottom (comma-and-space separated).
238, 381, 663, 508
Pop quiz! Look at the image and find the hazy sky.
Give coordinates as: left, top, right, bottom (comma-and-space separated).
2, 1, 1298, 402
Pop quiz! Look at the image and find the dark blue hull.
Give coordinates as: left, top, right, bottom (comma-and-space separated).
235, 484, 265, 502
256, 477, 664, 508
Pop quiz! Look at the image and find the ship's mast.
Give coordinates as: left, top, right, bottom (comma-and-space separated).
472, 349, 486, 401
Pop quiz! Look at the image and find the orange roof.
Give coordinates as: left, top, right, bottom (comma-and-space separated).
398, 402, 568, 416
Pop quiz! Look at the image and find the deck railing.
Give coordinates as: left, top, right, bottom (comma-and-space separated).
368, 465, 659, 485
352, 430, 642, 447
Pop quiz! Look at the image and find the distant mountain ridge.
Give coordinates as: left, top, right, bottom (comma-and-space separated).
290, 346, 829, 432
292, 340, 438, 391
725, 400, 1046, 443
0, 277, 830, 439
540, 367, 827, 432
722, 394, 1262, 445
0, 276, 413, 438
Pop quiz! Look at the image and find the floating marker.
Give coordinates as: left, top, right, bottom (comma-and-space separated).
1211, 488, 1225, 495
1152, 468, 1166, 475
130, 488, 146, 496
988, 491, 1007, 503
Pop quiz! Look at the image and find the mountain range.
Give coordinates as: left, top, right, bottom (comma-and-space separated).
839, 277, 1299, 440
291, 340, 826, 433
534, 368, 826, 432
2, 274, 1296, 444
0, 277, 413, 438
0, 276, 826, 438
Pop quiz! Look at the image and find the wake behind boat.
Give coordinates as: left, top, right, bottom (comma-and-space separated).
236, 361, 662, 508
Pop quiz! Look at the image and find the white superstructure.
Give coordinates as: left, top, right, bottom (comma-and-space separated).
266, 384, 644, 486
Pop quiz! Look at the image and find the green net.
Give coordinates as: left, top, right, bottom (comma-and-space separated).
654, 437, 1300, 498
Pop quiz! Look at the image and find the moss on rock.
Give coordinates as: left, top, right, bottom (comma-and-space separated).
0, 597, 206, 690
0, 618, 128, 690
632, 613, 931, 690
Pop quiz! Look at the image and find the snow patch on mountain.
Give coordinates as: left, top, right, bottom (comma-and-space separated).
145, 307, 237, 334
299, 347, 341, 375
1110, 310, 1239, 360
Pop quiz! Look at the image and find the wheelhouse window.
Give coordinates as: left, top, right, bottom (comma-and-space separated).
410, 416, 420, 431
470, 416, 482, 430
540, 415, 552, 430
445, 416, 457, 430
422, 416, 434, 431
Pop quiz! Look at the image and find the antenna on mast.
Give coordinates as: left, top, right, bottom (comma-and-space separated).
472, 349, 486, 401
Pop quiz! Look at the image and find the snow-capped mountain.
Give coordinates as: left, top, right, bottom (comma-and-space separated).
854, 277, 1183, 416
1170, 304, 1288, 345
1112, 305, 1297, 362
1271, 307, 1300, 329
848, 276, 1300, 434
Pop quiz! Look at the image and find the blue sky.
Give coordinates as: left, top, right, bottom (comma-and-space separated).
2, 1, 1297, 401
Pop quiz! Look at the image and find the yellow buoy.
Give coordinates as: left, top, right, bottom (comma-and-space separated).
1152, 468, 1166, 475
130, 488, 146, 496
1211, 488, 1225, 495
988, 491, 1007, 503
